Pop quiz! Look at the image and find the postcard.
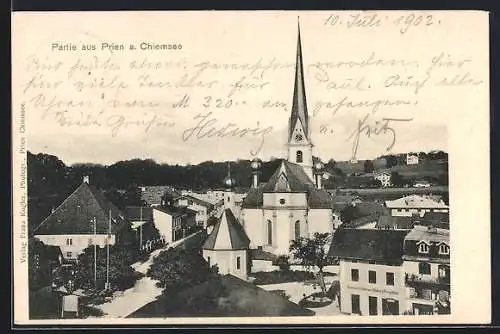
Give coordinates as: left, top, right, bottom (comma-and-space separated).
12, 10, 490, 325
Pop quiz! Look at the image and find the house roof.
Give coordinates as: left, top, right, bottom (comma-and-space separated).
128, 274, 314, 318
33, 182, 127, 235
404, 225, 449, 244
343, 212, 381, 229
376, 215, 415, 230
140, 186, 180, 205
124, 206, 153, 222
249, 248, 278, 262
385, 195, 449, 209
203, 209, 250, 250
177, 195, 215, 211
329, 228, 408, 264
241, 160, 333, 209
421, 211, 450, 223
154, 205, 197, 217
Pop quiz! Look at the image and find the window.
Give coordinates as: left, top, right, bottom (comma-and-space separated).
351, 269, 359, 282
236, 256, 241, 270
296, 150, 303, 163
267, 220, 273, 245
439, 244, 450, 255
66, 238, 72, 246
386, 272, 395, 286
227, 196, 230, 202
382, 299, 399, 315
279, 198, 286, 205
418, 242, 429, 254
368, 270, 377, 284
351, 294, 360, 314
369, 296, 378, 315
66, 252, 72, 258
207, 256, 211, 266
419, 262, 431, 275
294, 221, 300, 240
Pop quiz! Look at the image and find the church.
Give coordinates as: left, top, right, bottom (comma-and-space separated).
203, 22, 335, 269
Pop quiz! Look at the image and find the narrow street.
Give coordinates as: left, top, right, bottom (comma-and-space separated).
93, 232, 203, 318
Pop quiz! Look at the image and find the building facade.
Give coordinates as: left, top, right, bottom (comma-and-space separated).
403, 225, 451, 315
152, 205, 196, 243
329, 229, 408, 316
406, 154, 419, 165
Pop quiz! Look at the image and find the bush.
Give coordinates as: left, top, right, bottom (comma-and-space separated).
275, 255, 290, 271
252, 270, 315, 285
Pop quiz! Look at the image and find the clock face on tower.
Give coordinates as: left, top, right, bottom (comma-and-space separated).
295, 134, 303, 142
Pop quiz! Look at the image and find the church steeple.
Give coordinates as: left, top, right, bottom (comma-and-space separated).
289, 18, 310, 143
287, 18, 313, 181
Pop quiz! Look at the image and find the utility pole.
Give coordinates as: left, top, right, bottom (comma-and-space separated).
93, 217, 97, 289
105, 210, 111, 291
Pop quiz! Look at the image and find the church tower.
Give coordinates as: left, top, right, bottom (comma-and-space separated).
287, 20, 313, 181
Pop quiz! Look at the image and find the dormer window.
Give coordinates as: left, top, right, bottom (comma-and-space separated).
417, 241, 429, 254
438, 243, 450, 255
279, 198, 286, 205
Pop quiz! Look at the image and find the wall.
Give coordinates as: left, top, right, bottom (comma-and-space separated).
241, 208, 264, 248
203, 249, 248, 280
35, 234, 116, 260
339, 259, 406, 316
308, 208, 333, 235
152, 209, 173, 243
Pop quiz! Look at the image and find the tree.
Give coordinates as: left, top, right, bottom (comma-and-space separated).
289, 232, 333, 296
385, 155, 398, 168
363, 160, 375, 173
340, 204, 358, 224
75, 245, 142, 293
390, 172, 405, 187
147, 247, 219, 293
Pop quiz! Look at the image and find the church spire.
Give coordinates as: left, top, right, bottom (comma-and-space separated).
289, 18, 309, 142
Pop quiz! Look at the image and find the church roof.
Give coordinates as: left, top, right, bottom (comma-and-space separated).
289, 20, 310, 142
33, 182, 127, 235
241, 160, 333, 209
202, 209, 250, 250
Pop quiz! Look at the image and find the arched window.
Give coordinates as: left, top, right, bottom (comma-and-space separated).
296, 150, 303, 163
419, 262, 431, 275
267, 220, 273, 245
207, 256, 211, 266
295, 221, 301, 240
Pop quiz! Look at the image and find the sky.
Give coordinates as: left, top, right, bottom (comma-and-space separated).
13, 11, 487, 166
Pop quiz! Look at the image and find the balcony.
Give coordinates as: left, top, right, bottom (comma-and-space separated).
405, 273, 450, 286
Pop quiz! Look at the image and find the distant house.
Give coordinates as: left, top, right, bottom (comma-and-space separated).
152, 205, 196, 244
202, 208, 251, 281
374, 171, 392, 188
403, 225, 450, 315
376, 215, 416, 231
329, 228, 408, 316
33, 177, 129, 261
406, 154, 419, 165
175, 195, 215, 228
385, 195, 449, 218
124, 206, 161, 248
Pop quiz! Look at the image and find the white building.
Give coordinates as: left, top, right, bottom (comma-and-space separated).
406, 153, 419, 165
33, 177, 127, 261
385, 195, 449, 218
152, 205, 196, 244
202, 208, 250, 281
403, 225, 451, 315
175, 194, 216, 228
240, 23, 334, 256
329, 229, 408, 315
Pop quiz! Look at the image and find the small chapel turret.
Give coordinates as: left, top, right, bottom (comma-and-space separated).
287, 19, 314, 181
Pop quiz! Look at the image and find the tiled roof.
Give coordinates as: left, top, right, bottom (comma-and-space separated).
177, 195, 215, 211
241, 160, 333, 209
376, 215, 415, 230
385, 195, 449, 209
154, 205, 196, 217
329, 228, 408, 264
404, 225, 449, 244
249, 248, 278, 262
124, 206, 153, 222
343, 213, 381, 229
203, 209, 250, 250
141, 186, 180, 206
33, 182, 127, 235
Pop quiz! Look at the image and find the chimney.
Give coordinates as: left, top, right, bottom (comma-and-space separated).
83, 175, 90, 184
